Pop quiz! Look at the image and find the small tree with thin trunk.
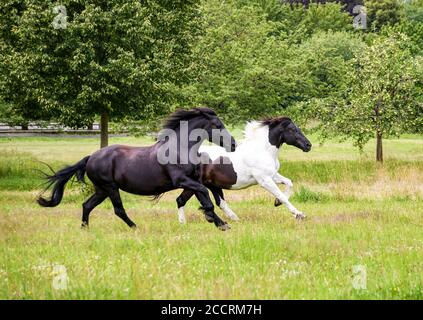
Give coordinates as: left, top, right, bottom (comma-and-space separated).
311, 33, 422, 162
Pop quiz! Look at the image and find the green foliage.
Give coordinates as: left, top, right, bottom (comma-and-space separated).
0, 0, 48, 125
365, 0, 403, 31
292, 30, 365, 100
383, 0, 423, 55
0, 150, 45, 190
0, 102, 25, 126
181, 0, 288, 122
0, 0, 201, 128
293, 186, 330, 203
181, 1, 358, 123
310, 33, 422, 151
256, 1, 353, 44
1, 0, 420, 156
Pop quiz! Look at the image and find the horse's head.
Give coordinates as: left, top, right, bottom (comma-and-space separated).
163, 107, 236, 152
263, 117, 311, 152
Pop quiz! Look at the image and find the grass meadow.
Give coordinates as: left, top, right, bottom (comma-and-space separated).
0, 133, 422, 299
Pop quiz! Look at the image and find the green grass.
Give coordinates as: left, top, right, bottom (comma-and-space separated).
0, 135, 422, 299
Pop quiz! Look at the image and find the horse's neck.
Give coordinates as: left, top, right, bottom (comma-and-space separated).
240, 123, 280, 161
242, 140, 279, 160
175, 127, 207, 154
267, 144, 280, 161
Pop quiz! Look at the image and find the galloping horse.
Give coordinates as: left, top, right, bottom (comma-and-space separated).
38, 108, 236, 230
175, 117, 312, 223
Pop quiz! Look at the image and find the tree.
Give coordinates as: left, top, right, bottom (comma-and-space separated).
365, 0, 403, 31
292, 30, 365, 100
384, 0, 423, 55
0, 1, 51, 129
0, 0, 201, 147
257, 1, 354, 44
181, 1, 359, 123
280, 0, 364, 14
310, 34, 422, 162
181, 0, 292, 122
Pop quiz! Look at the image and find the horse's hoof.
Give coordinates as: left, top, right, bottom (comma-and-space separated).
295, 213, 306, 220
81, 223, 89, 230
130, 224, 138, 230
274, 198, 282, 207
218, 223, 231, 231
178, 214, 187, 224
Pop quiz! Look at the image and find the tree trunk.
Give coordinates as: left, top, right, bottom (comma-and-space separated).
376, 132, 383, 163
100, 112, 109, 149
21, 123, 29, 130
374, 99, 383, 163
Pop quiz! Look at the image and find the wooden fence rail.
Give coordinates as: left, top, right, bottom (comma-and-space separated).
0, 122, 105, 135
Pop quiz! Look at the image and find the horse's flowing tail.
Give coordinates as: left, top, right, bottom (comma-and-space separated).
37, 156, 90, 207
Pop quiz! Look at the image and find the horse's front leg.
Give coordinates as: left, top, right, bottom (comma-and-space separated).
273, 173, 293, 207
273, 173, 293, 195
254, 174, 305, 220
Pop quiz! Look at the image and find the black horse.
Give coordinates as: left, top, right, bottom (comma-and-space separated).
38, 108, 236, 230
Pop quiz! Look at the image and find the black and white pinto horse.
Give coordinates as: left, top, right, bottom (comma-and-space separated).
175, 117, 312, 223
37, 108, 237, 230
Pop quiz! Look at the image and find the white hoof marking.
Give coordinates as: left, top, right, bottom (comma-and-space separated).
178, 207, 186, 224
220, 200, 240, 221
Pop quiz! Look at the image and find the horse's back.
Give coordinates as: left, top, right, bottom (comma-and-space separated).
87, 144, 152, 170
199, 145, 228, 161
86, 144, 172, 194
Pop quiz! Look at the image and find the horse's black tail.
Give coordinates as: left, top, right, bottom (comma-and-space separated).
37, 156, 90, 207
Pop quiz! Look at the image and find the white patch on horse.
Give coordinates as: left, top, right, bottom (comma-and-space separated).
273, 173, 294, 199
219, 199, 239, 221
178, 206, 186, 224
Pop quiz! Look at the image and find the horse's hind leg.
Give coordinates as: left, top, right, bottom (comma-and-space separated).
176, 189, 195, 224
108, 187, 137, 229
193, 191, 229, 230
82, 188, 107, 228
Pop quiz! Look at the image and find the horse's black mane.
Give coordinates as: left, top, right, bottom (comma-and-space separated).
261, 116, 292, 128
162, 107, 217, 130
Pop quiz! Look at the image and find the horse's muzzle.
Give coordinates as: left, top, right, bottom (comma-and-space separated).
303, 141, 312, 152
